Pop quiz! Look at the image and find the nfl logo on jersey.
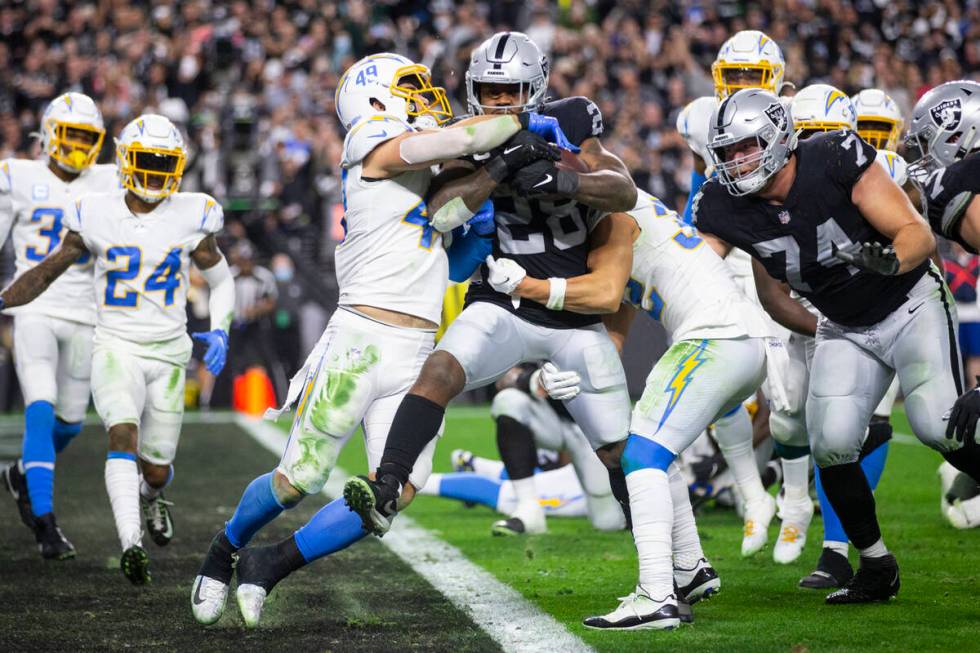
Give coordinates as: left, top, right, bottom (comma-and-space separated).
778, 210, 791, 224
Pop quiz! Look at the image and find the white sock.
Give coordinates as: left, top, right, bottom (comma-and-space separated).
781, 455, 811, 501
627, 468, 674, 599
859, 538, 888, 559
510, 476, 538, 509
418, 473, 442, 496
824, 540, 849, 557
105, 457, 142, 551
712, 409, 768, 505
471, 456, 505, 479
668, 463, 704, 570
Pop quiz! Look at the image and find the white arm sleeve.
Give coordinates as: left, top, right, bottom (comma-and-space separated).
200, 255, 235, 332
0, 162, 15, 247
399, 116, 520, 166
430, 196, 476, 233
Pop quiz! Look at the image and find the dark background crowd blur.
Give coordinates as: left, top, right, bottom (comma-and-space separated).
0, 0, 978, 408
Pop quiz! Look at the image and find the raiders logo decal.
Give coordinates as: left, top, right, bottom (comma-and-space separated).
764, 102, 786, 128
930, 98, 962, 130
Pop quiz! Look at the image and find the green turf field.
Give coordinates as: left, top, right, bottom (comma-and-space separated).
0, 405, 978, 652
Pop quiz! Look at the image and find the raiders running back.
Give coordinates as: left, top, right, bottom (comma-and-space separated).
466, 96, 604, 329
693, 130, 928, 327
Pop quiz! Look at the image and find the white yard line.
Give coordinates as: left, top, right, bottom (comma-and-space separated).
233, 414, 595, 653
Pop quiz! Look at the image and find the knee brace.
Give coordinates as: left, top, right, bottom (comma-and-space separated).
622, 435, 676, 475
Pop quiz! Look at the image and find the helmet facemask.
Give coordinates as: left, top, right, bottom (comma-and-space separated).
44, 120, 105, 173
857, 117, 901, 150
712, 63, 781, 99
389, 64, 452, 127
117, 142, 186, 203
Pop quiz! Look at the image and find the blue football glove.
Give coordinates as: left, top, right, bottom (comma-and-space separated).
466, 199, 496, 236
192, 329, 229, 375
519, 112, 581, 153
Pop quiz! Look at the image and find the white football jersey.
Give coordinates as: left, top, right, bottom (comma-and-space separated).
337, 114, 448, 325
66, 190, 223, 356
0, 159, 118, 324
623, 191, 773, 342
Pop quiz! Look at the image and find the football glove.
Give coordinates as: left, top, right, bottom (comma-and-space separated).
518, 112, 581, 153
946, 376, 980, 443
466, 199, 496, 236
484, 131, 560, 183
509, 159, 580, 198
192, 329, 229, 375
832, 241, 900, 276
538, 362, 581, 401
485, 255, 526, 295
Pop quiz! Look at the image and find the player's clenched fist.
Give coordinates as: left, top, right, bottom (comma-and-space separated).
485, 255, 527, 295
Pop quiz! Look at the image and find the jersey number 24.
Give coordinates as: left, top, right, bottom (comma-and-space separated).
105, 246, 182, 307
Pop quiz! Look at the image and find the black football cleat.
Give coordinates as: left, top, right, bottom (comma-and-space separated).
34, 512, 75, 560
825, 554, 899, 604
674, 581, 694, 624
3, 459, 35, 530
800, 547, 854, 589
343, 474, 400, 536
141, 493, 175, 546
121, 544, 151, 585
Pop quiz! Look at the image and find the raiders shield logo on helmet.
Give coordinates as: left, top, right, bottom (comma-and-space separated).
764, 102, 787, 128
930, 98, 962, 130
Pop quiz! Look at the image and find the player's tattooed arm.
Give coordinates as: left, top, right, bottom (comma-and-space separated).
0, 230, 86, 308
752, 259, 817, 337
571, 137, 638, 212
852, 162, 935, 274
190, 233, 223, 269
602, 302, 638, 354
513, 213, 635, 314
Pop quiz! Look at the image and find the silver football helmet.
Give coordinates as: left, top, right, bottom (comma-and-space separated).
907, 80, 980, 180
707, 89, 796, 196
465, 32, 549, 114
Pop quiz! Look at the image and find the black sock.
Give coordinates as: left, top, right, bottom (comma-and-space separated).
496, 416, 538, 480
198, 530, 238, 583
377, 394, 445, 486
942, 440, 980, 484
263, 536, 308, 591
818, 462, 881, 549
607, 466, 632, 530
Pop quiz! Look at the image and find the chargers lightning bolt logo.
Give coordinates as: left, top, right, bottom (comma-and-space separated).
825, 89, 847, 114
657, 340, 709, 433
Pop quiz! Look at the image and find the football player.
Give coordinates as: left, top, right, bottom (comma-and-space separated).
676, 29, 790, 559
0, 113, 235, 585
0, 92, 116, 559
340, 32, 638, 557
693, 88, 980, 604
495, 189, 782, 628
192, 53, 568, 627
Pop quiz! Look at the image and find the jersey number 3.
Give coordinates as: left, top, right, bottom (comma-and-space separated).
26, 208, 90, 264
105, 246, 182, 307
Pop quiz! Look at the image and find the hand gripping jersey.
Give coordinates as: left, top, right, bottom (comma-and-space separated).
692, 130, 927, 327
0, 159, 117, 324
466, 96, 606, 329
920, 152, 980, 254
623, 191, 773, 342
66, 190, 223, 353
338, 113, 448, 324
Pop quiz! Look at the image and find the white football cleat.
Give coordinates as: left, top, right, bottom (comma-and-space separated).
674, 558, 721, 604
191, 574, 229, 625
773, 494, 814, 564
583, 586, 680, 631
236, 583, 267, 628
946, 495, 980, 529
492, 500, 546, 536
741, 494, 776, 557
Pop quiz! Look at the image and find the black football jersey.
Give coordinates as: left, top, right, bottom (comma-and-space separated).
921, 153, 980, 254
465, 96, 606, 329
692, 130, 928, 327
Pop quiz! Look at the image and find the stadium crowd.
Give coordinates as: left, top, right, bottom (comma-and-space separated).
0, 0, 978, 408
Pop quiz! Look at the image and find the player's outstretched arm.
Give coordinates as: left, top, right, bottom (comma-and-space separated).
852, 162, 935, 274
507, 213, 635, 314
0, 230, 86, 309
752, 259, 817, 337
190, 234, 234, 375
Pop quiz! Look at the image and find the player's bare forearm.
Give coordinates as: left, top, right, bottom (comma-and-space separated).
752, 258, 817, 337
602, 303, 637, 354
891, 221, 935, 273
1, 231, 86, 308
515, 213, 634, 314
701, 231, 733, 259
428, 165, 497, 218
190, 234, 223, 269
574, 138, 637, 212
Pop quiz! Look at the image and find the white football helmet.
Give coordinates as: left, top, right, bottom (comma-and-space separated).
40, 92, 105, 173
115, 114, 187, 203
852, 89, 904, 151
875, 150, 908, 187
335, 53, 452, 131
676, 96, 718, 162
712, 30, 785, 100
791, 84, 856, 139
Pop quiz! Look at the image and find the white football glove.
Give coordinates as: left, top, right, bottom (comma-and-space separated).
485, 255, 526, 295
537, 362, 581, 401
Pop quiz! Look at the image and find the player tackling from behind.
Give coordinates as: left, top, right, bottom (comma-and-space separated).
0, 113, 235, 585
1, 93, 116, 559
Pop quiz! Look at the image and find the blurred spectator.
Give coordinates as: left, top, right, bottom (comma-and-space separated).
944, 242, 980, 382
270, 253, 305, 375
